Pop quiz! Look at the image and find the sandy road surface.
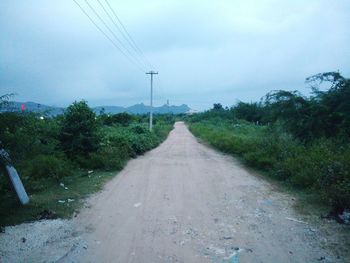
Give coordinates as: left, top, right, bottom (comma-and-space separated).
0, 122, 347, 262
69, 121, 344, 263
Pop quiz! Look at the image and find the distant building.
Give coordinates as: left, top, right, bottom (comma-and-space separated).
186, 109, 199, 115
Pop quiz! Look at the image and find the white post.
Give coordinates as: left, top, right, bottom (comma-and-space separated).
146, 71, 158, 131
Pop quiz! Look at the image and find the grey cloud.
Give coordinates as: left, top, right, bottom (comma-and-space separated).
1, 0, 349, 110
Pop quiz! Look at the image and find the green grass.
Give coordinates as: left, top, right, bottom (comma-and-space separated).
0, 170, 115, 227
188, 119, 350, 212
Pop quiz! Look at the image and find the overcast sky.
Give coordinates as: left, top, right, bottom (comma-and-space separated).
1, 0, 349, 110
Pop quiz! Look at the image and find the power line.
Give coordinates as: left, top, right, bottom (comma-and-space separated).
96, 0, 148, 69
83, 0, 146, 71
104, 0, 154, 69
72, 0, 144, 72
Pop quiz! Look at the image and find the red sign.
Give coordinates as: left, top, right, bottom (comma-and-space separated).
21, 104, 25, 112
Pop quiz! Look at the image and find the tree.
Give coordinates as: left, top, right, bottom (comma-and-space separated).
259, 72, 350, 140
59, 101, 99, 157
262, 90, 312, 138
213, 103, 223, 110
104, 112, 133, 126
306, 72, 350, 137
233, 101, 265, 123
0, 94, 14, 111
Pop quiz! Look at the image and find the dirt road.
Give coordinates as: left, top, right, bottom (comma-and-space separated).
67, 121, 345, 263
1, 122, 347, 262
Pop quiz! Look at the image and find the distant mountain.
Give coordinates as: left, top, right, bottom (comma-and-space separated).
1, 101, 65, 116
93, 106, 126, 114
2, 101, 192, 115
94, 103, 191, 114
110, 103, 191, 115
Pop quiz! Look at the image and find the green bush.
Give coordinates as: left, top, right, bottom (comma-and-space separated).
60, 101, 100, 157
0, 112, 60, 163
153, 123, 173, 141
130, 124, 148, 134
103, 112, 133, 126
107, 132, 134, 156
18, 155, 73, 191
127, 125, 159, 155
88, 146, 127, 170
62, 121, 164, 170
309, 142, 350, 210
22, 155, 72, 180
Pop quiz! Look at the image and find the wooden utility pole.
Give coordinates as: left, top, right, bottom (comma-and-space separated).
146, 71, 158, 131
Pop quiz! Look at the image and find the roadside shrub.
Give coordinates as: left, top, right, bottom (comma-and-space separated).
310, 142, 350, 210
0, 112, 60, 163
88, 146, 128, 170
101, 123, 167, 158
129, 133, 158, 155
0, 167, 11, 194
21, 155, 72, 186
242, 129, 301, 172
243, 150, 276, 170
60, 101, 100, 157
107, 133, 133, 156
326, 177, 350, 213
130, 124, 148, 134
153, 122, 173, 141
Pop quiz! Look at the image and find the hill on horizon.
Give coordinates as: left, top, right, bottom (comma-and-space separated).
1, 101, 192, 116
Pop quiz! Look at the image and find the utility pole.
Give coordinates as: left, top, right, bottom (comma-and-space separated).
146, 71, 158, 131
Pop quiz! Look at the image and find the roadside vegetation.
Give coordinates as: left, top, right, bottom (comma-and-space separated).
0, 99, 174, 227
187, 72, 350, 218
